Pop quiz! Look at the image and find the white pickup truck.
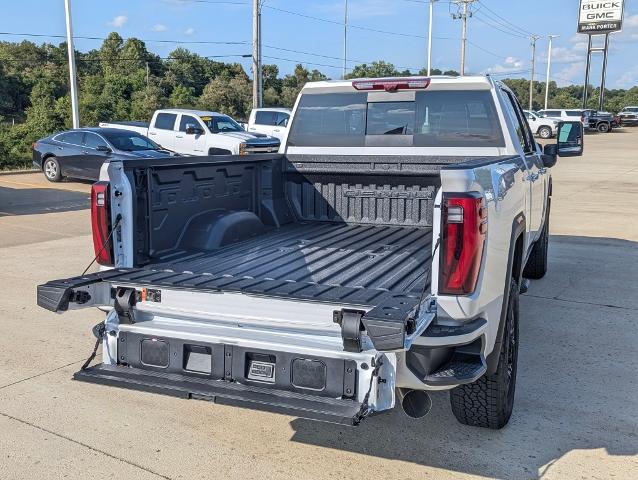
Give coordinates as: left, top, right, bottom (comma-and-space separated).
100, 109, 280, 156
245, 108, 291, 141
38, 76, 583, 429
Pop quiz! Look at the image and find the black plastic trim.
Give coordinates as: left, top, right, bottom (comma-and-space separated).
486, 212, 526, 374
74, 364, 365, 426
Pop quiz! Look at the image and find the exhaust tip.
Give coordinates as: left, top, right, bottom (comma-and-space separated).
398, 389, 432, 419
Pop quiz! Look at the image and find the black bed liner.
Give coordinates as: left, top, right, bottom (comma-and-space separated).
146, 222, 432, 305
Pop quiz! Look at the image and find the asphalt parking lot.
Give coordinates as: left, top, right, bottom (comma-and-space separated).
1, 130, 637, 480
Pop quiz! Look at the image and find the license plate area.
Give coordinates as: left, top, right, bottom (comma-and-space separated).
118, 332, 357, 398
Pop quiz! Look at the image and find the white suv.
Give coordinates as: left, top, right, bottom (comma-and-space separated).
537, 109, 586, 125
523, 110, 560, 139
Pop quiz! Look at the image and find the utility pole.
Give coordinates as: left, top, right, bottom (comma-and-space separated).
343, 0, 348, 79
427, 0, 437, 76
544, 35, 559, 110
451, 0, 476, 76
529, 35, 540, 111
252, 0, 262, 108
64, 0, 80, 128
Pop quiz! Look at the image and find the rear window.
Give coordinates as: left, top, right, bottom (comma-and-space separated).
287, 90, 504, 148
154, 113, 177, 130
57, 131, 84, 145
255, 111, 277, 126
566, 110, 583, 116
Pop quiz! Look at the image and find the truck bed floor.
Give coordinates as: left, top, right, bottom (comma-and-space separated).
146, 222, 432, 306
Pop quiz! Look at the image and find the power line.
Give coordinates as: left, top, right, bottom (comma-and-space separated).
467, 39, 509, 60
472, 12, 529, 39
262, 5, 454, 40
0, 31, 248, 45
476, 0, 534, 37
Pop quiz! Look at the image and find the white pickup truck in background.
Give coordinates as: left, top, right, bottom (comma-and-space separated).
245, 108, 291, 141
39, 76, 584, 430
100, 109, 280, 156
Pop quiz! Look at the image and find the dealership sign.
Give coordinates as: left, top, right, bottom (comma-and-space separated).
578, 0, 625, 34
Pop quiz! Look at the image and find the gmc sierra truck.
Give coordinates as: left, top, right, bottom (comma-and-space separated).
37, 76, 583, 429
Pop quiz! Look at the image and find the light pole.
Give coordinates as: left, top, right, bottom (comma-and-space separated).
343, 0, 348, 79
544, 35, 559, 110
427, 0, 438, 76
64, 0, 80, 128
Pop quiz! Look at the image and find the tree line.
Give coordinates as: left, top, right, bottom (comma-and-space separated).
1, 32, 637, 169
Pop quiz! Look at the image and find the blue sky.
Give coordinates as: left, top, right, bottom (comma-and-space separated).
2, 0, 638, 87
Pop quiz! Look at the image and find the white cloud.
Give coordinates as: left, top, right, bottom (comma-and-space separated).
505, 56, 523, 68
615, 65, 638, 88
625, 14, 638, 28
554, 62, 586, 87
184, 27, 195, 35
108, 14, 128, 28
151, 24, 168, 32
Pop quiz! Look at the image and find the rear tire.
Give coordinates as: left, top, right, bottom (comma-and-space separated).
43, 157, 62, 182
450, 279, 519, 429
597, 122, 610, 133
523, 200, 550, 279
538, 126, 552, 139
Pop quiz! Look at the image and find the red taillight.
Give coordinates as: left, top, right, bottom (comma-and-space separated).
352, 77, 431, 92
91, 181, 113, 266
439, 194, 487, 295
32, 143, 37, 150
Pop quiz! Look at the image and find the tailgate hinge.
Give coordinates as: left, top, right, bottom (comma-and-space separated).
333, 309, 366, 353
113, 287, 137, 324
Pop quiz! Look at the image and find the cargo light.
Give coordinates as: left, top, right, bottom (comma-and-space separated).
91, 181, 114, 266
352, 77, 431, 92
439, 194, 487, 295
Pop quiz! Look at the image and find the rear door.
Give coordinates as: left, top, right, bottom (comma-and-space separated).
57, 131, 86, 177
80, 132, 111, 179
148, 113, 177, 150
503, 90, 546, 240
271, 111, 290, 140
175, 114, 206, 155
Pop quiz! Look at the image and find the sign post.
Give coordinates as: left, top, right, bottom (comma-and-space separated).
578, 0, 625, 110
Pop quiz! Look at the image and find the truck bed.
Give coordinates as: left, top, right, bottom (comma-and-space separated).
144, 221, 432, 306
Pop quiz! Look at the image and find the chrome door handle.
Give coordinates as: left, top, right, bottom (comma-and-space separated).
148, 132, 157, 135
176, 135, 183, 138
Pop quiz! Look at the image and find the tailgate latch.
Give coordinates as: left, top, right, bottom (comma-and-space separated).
333, 309, 365, 353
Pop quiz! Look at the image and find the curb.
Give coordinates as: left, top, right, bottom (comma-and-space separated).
0, 169, 39, 176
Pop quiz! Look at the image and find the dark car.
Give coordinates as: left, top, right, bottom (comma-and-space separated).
32, 128, 174, 182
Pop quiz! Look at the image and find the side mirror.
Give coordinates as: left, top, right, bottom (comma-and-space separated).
185, 123, 202, 135
557, 121, 584, 157
96, 145, 111, 153
542, 143, 558, 168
